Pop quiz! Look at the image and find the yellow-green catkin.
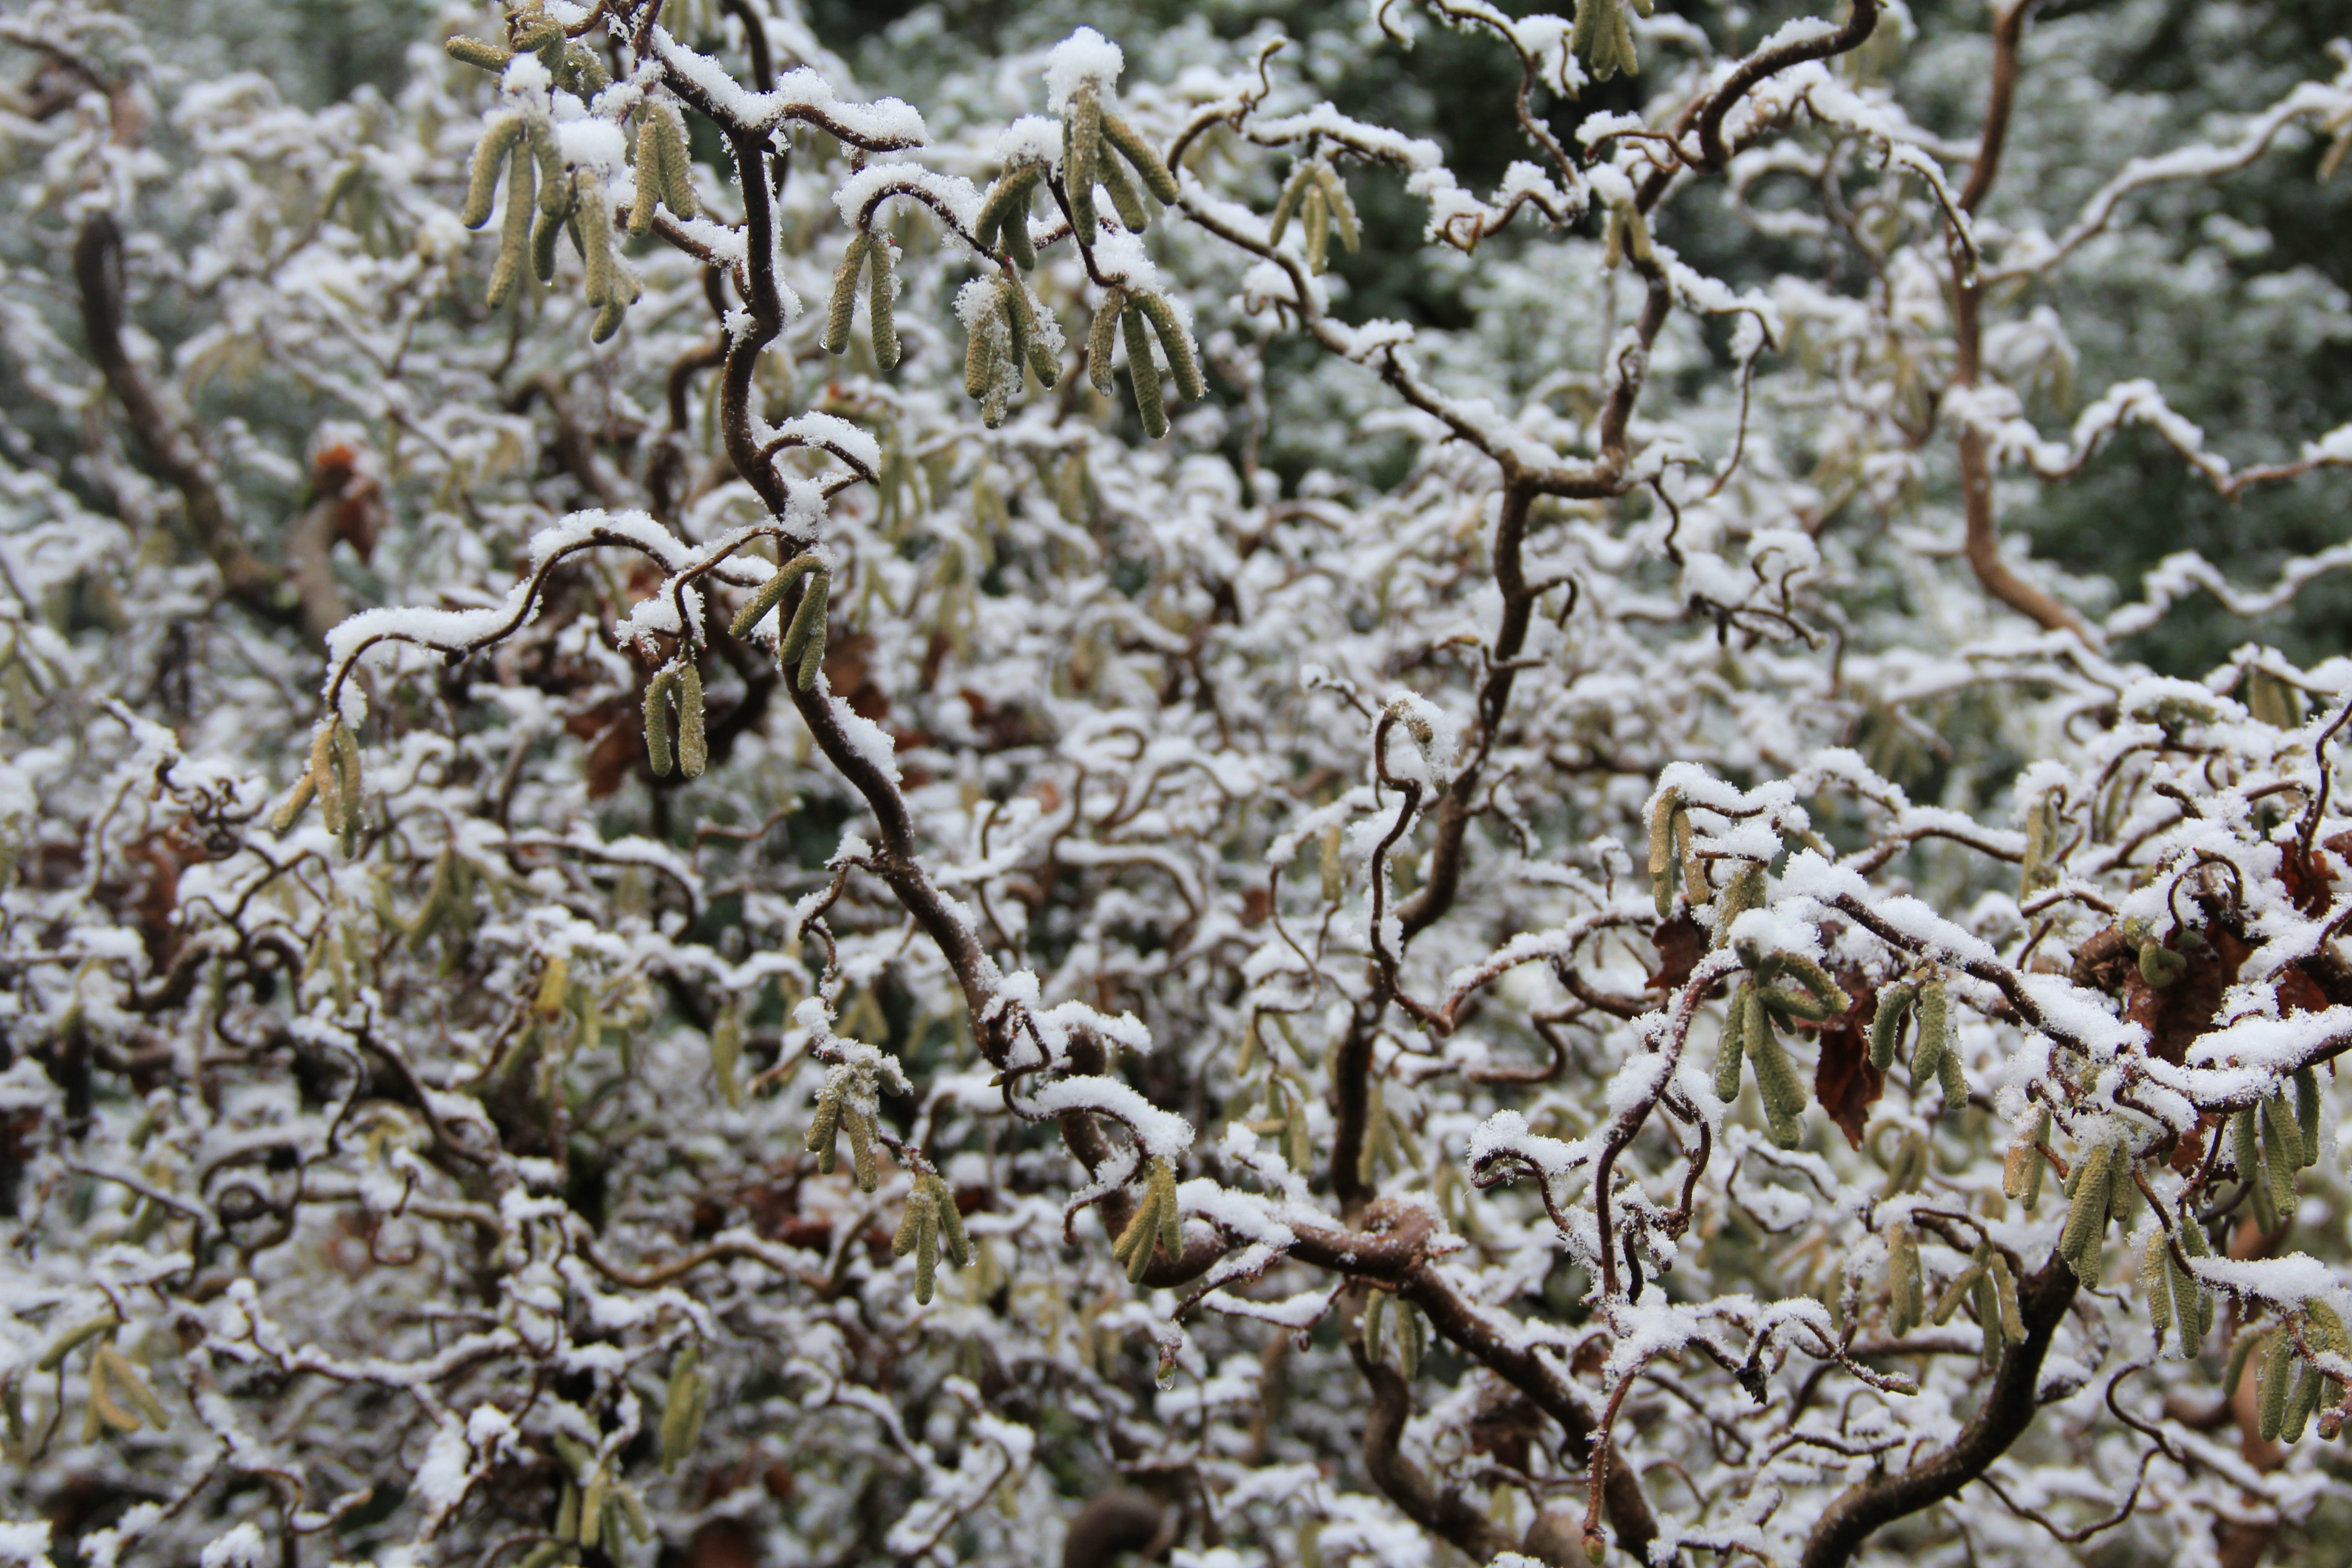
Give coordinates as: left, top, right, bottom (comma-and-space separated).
845, 1098, 877, 1192
2294, 1068, 2321, 1165
642, 668, 677, 776
1097, 145, 1151, 231
731, 554, 823, 638
1714, 984, 1749, 1103
1886, 1223, 1923, 1336
486, 141, 537, 308
866, 238, 900, 369
974, 165, 1041, 255
1313, 163, 1359, 254
446, 34, 512, 71
2262, 1092, 2305, 1179
675, 664, 707, 778
462, 115, 525, 229
1267, 160, 1318, 245
2142, 1231, 2173, 1339
1134, 291, 1204, 403
1101, 111, 1179, 203
2004, 1109, 2051, 1210
2059, 1144, 2114, 1276
1748, 995, 1806, 1148
1088, 287, 1127, 395
659, 1343, 706, 1472
804, 1073, 845, 1173
778, 571, 830, 691
931, 1174, 974, 1269
824, 231, 871, 356
1646, 790, 1683, 918
2258, 1331, 2295, 1442
1869, 983, 1913, 1071
1122, 305, 1167, 439
894, 1180, 941, 1303
270, 769, 318, 834
1988, 1250, 2025, 1345
1065, 82, 1101, 235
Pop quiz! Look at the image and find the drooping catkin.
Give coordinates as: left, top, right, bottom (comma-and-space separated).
1101, 112, 1179, 203
867, 238, 900, 369
894, 1181, 940, 1302
1972, 1268, 2004, 1361
2003, 1108, 2050, 1209
1869, 984, 1912, 1071
487, 142, 535, 307
656, 102, 696, 220
824, 231, 870, 356
1151, 1155, 1182, 1264
845, 1098, 877, 1192
974, 165, 1040, 253
462, 115, 525, 228
1362, 1290, 1388, 1363
779, 571, 830, 692
1134, 291, 1204, 402
1122, 305, 1168, 439
1395, 1301, 1425, 1379
2259, 1331, 2294, 1442
731, 554, 823, 637
1065, 82, 1101, 235
1932, 1250, 1986, 1326
1097, 145, 1151, 232
2059, 1143, 2114, 1275
931, 1175, 974, 1269
2107, 1140, 2140, 1224
2141, 1231, 2172, 1338
1912, 980, 1950, 1080
1886, 1223, 1923, 1336
1713, 984, 1749, 1103
964, 300, 996, 399
2294, 1067, 2321, 1165
1267, 160, 1318, 245
1314, 163, 1360, 254
1001, 279, 1058, 387
2262, 1093, 2305, 1175
675, 663, 706, 779
2283, 1359, 2321, 1442
804, 1077, 843, 1172
1748, 1000, 1806, 1148
1302, 181, 1331, 274
629, 110, 663, 237
2234, 1104, 2262, 1185
2263, 1103, 2299, 1220
1988, 1250, 2024, 1344
270, 770, 317, 834
1646, 789, 1681, 917
530, 182, 572, 284
522, 113, 567, 213
1088, 288, 1126, 395
642, 667, 677, 777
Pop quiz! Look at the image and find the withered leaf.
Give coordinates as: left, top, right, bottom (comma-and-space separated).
1647, 910, 1707, 993
2123, 925, 2252, 1066
1803, 970, 1881, 1149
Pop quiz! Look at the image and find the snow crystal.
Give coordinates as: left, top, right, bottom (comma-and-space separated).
198, 1527, 266, 1568
1044, 28, 1125, 111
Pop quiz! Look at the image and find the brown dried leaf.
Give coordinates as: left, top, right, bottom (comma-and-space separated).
2123, 925, 2253, 1066
1646, 910, 1707, 993
1803, 972, 1882, 1149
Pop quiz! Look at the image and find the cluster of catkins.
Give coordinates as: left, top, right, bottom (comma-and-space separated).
448, 5, 694, 338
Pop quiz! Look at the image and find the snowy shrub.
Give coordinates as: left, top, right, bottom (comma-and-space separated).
5, 0, 2352, 1564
